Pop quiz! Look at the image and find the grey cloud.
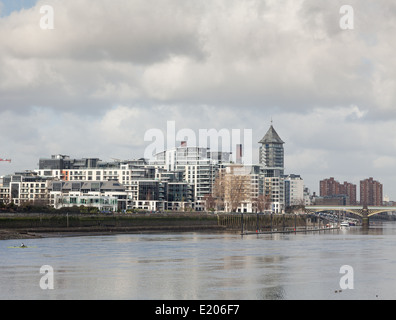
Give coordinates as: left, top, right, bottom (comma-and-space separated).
0, 0, 205, 64
2, 0, 396, 197
0, 0, 393, 116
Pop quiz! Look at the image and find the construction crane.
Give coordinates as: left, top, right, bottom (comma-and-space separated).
0, 159, 11, 163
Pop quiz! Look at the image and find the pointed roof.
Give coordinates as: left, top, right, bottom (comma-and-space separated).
259, 125, 284, 144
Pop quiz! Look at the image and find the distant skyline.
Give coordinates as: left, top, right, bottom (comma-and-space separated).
1, 0, 396, 199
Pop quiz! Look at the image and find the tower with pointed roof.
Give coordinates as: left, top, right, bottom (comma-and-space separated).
259, 124, 284, 176
257, 123, 285, 213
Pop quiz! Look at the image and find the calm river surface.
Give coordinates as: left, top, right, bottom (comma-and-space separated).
2, 222, 396, 300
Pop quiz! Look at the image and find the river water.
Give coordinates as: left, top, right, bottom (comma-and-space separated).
1, 222, 396, 300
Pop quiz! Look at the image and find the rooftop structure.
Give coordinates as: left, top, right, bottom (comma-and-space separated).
259, 125, 285, 177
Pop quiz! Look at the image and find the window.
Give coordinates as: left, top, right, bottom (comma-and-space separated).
72, 183, 81, 191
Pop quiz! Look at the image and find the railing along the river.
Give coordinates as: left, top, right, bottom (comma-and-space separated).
217, 213, 340, 235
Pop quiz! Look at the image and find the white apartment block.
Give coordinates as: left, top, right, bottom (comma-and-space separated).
264, 176, 284, 214
48, 181, 126, 212
1, 173, 50, 206
284, 174, 304, 208
151, 146, 230, 211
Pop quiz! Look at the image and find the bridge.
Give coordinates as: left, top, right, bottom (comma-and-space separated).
305, 205, 396, 227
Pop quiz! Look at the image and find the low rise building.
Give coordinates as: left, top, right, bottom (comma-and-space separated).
47, 180, 127, 212
1, 171, 51, 206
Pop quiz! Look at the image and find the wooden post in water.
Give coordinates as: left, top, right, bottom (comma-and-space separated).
305, 214, 307, 231
256, 213, 259, 233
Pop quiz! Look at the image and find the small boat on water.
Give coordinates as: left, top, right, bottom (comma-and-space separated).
7, 243, 37, 249
340, 221, 350, 228
7, 246, 37, 249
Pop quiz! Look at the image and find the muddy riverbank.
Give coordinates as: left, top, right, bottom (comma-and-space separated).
0, 213, 226, 240
0, 212, 313, 240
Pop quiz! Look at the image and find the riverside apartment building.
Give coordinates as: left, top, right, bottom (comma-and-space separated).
1, 124, 307, 214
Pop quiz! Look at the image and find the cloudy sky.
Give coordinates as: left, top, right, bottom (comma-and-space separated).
1, 0, 396, 200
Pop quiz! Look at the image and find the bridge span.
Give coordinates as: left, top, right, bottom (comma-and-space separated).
306, 205, 396, 227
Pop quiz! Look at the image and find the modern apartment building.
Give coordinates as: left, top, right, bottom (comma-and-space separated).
1, 171, 50, 206
259, 124, 285, 177
35, 154, 196, 211
37, 155, 149, 182
1, 123, 306, 214
258, 124, 286, 212
263, 176, 284, 213
284, 174, 304, 208
47, 180, 126, 211
151, 145, 231, 211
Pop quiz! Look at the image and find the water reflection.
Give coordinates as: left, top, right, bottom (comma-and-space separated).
2, 223, 396, 299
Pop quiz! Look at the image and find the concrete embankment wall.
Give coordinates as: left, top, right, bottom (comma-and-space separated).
0, 213, 317, 233
0, 213, 221, 230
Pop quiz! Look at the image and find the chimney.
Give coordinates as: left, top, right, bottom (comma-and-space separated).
236, 144, 242, 164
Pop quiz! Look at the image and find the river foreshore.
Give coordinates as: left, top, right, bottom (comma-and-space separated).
0, 225, 229, 240
0, 212, 315, 240
0, 213, 227, 240
0, 229, 40, 240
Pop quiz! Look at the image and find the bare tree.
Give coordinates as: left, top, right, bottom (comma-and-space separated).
213, 165, 251, 213
203, 194, 216, 211
226, 174, 250, 212
287, 198, 306, 214
253, 194, 271, 213
213, 169, 226, 211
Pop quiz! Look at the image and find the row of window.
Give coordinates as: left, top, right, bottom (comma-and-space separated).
22, 183, 46, 188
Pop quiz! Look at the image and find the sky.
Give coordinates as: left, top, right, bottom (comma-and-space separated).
0, 0, 396, 200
